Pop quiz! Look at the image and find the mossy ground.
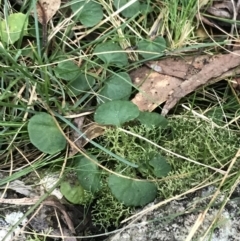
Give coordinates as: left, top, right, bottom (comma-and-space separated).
89, 113, 239, 229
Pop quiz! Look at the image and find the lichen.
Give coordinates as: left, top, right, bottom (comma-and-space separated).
89, 117, 239, 229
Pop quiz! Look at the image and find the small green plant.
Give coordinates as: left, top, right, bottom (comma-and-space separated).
93, 41, 129, 67
71, 0, 103, 27
76, 155, 101, 193
74, 105, 170, 207
99, 72, 132, 102
28, 113, 66, 154
108, 174, 157, 206
0, 13, 28, 44
138, 36, 166, 59
60, 181, 85, 204
94, 100, 140, 126
70, 108, 170, 228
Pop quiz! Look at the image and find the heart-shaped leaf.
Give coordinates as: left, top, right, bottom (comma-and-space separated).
108, 175, 157, 206
68, 73, 95, 95
94, 100, 140, 126
28, 113, 66, 154
71, 0, 103, 27
99, 72, 132, 102
138, 36, 166, 59
76, 155, 101, 193
137, 112, 168, 128
60, 181, 85, 204
113, 0, 140, 18
55, 60, 81, 81
93, 42, 128, 67
0, 13, 28, 44
149, 153, 171, 178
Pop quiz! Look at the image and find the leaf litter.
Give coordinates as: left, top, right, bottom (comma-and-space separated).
69, 116, 106, 156
35, 0, 61, 24
0, 173, 92, 240
131, 50, 240, 115
33, 0, 61, 46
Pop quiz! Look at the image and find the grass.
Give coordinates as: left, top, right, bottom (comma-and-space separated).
0, 0, 240, 240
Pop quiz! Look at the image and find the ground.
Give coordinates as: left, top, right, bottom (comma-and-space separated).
1, 0, 240, 240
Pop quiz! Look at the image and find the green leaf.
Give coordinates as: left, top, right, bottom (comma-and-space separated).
139, 3, 153, 14
149, 153, 171, 178
138, 36, 166, 59
113, 0, 140, 18
93, 41, 128, 67
137, 112, 168, 128
68, 73, 95, 95
55, 61, 81, 81
108, 175, 157, 206
99, 72, 132, 102
60, 181, 84, 204
28, 113, 66, 154
0, 13, 28, 44
71, 0, 103, 27
76, 155, 101, 193
94, 100, 139, 126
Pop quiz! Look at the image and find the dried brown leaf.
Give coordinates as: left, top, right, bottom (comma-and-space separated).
69, 117, 105, 157
81, 123, 106, 147
36, 0, 61, 24
69, 117, 85, 156
162, 50, 240, 115
130, 66, 182, 111
131, 51, 240, 115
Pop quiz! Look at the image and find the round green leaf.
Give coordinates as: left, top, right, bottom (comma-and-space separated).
60, 181, 84, 204
149, 153, 171, 178
68, 73, 95, 95
71, 0, 103, 27
139, 3, 153, 14
28, 113, 66, 154
108, 175, 157, 206
0, 13, 28, 44
93, 41, 128, 67
99, 72, 132, 102
138, 36, 166, 59
76, 155, 101, 193
55, 61, 81, 81
94, 100, 140, 126
137, 112, 168, 128
113, 0, 140, 18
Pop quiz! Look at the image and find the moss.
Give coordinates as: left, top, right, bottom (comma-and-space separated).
91, 184, 132, 230
88, 117, 239, 229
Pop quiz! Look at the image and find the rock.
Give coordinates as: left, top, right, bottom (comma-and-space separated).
106, 186, 240, 241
